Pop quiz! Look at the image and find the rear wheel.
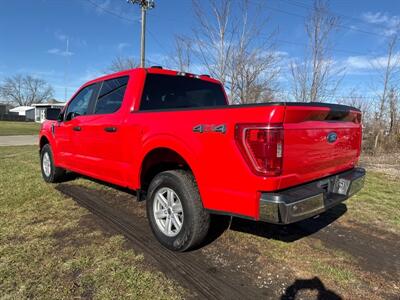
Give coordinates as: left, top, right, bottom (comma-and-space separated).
146, 170, 210, 251
40, 144, 65, 183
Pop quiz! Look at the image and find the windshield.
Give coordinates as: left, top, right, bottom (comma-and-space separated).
140, 74, 227, 110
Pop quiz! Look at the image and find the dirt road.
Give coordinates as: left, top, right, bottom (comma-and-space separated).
57, 183, 399, 299
0, 135, 37, 146
57, 184, 269, 299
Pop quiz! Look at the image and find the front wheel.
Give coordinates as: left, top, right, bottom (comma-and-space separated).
40, 144, 65, 183
146, 170, 210, 252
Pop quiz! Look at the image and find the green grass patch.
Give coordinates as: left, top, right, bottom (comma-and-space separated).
346, 171, 400, 231
0, 146, 184, 299
311, 261, 357, 285
0, 121, 40, 136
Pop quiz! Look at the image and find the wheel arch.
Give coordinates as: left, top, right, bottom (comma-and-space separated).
139, 147, 197, 193
39, 133, 59, 166
39, 135, 50, 151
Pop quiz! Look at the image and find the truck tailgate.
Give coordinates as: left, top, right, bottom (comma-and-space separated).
282, 104, 362, 186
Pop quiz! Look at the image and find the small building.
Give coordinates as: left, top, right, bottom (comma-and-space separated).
0, 103, 12, 116
9, 106, 35, 120
32, 99, 66, 123
9, 106, 34, 116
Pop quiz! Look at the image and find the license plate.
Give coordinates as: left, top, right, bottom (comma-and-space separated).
335, 178, 350, 195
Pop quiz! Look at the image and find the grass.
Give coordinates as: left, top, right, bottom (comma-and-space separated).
203, 165, 399, 299
0, 121, 40, 136
1, 145, 398, 299
346, 171, 400, 231
311, 261, 356, 284
0, 146, 184, 299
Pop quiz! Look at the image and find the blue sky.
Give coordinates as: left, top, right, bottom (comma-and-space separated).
1, 0, 400, 101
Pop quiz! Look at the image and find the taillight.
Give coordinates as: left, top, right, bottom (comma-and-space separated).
235, 123, 283, 177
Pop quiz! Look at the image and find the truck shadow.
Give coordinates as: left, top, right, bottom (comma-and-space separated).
206, 204, 347, 246
59, 173, 347, 246
55, 183, 346, 299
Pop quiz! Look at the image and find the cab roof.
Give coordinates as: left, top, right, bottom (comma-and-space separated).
84, 67, 219, 87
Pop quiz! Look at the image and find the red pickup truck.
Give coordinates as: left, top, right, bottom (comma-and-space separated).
39, 67, 365, 251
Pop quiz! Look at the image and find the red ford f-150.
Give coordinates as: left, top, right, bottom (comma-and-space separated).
39, 67, 365, 251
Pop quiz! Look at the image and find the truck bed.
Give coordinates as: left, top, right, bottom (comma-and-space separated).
125, 101, 361, 219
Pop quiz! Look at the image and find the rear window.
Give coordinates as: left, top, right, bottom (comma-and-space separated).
140, 74, 227, 111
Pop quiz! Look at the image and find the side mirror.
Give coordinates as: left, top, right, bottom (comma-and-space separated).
45, 108, 62, 121
66, 111, 79, 121
57, 112, 64, 122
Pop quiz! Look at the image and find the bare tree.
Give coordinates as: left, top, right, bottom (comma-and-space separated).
374, 33, 400, 122
172, 35, 193, 72
388, 88, 398, 135
337, 90, 372, 122
107, 55, 139, 72
290, 0, 343, 102
371, 32, 400, 152
190, 0, 280, 104
0, 75, 54, 106
191, 0, 234, 87
228, 1, 281, 104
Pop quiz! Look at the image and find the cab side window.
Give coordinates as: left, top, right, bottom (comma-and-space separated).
65, 84, 96, 121
94, 76, 129, 114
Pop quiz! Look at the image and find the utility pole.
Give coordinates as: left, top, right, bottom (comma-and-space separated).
127, 0, 155, 67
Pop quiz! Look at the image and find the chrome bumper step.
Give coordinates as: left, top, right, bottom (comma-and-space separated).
259, 168, 366, 224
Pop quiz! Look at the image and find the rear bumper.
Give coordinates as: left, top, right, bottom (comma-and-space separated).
259, 167, 366, 224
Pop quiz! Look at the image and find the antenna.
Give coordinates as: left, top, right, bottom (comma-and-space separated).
64, 38, 70, 102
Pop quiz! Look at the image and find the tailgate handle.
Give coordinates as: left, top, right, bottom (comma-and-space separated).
72, 126, 81, 132
104, 127, 118, 133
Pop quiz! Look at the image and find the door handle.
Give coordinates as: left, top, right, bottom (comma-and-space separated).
104, 127, 117, 133
73, 126, 81, 131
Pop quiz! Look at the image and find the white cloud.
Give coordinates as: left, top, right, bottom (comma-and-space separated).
117, 42, 131, 51
16, 68, 56, 77
345, 56, 373, 70
47, 48, 74, 57
344, 53, 400, 70
361, 12, 400, 36
78, 69, 103, 83
272, 50, 289, 57
55, 31, 68, 41
54, 31, 87, 48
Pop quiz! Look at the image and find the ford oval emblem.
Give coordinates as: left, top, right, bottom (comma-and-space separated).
327, 132, 337, 143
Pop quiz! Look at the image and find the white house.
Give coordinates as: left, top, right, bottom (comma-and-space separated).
32, 100, 66, 123
9, 106, 35, 120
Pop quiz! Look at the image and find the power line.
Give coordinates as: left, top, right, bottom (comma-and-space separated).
280, 0, 395, 31
241, 0, 392, 39
266, 4, 387, 38
84, 0, 138, 23
148, 29, 170, 56
84, 0, 381, 61
275, 39, 371, 56
84, 0, 169, 62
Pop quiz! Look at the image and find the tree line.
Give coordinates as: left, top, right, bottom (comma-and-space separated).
1, 0, 398, 154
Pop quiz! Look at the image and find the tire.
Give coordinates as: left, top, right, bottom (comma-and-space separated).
40, 144, 65, 183
146, 170, 210, 252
